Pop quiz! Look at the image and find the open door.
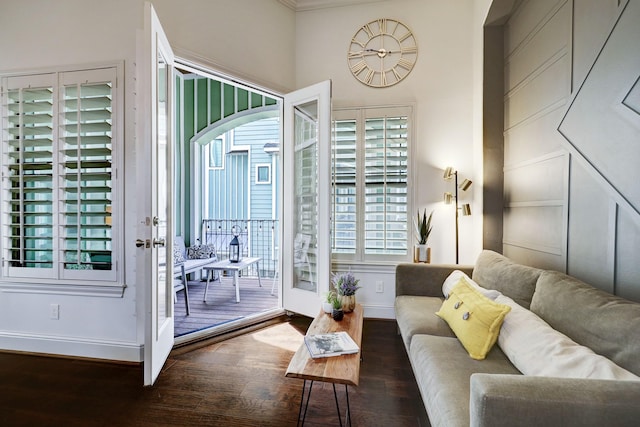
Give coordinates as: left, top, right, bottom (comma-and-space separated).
282, 81, 332, 317
138, 2, 175, 386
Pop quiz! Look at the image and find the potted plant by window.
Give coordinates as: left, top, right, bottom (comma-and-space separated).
331, 293, 344, 321
323, 290, 336, 314
332, 271, 360, 313
414, 209, 433, 263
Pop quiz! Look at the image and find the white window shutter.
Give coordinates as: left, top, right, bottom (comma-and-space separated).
1, 67, 118, 283
59, 69, 114, 280
332, 118, 357, 254
2, 74, 56, 277
331, 107, 410, 261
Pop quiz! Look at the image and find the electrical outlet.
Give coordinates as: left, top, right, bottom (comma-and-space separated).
50, 304, 60, 320
376, 281, 384, 293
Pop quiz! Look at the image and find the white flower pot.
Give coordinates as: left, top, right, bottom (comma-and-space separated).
322, 302, 334, 313
414, 245, 431, 263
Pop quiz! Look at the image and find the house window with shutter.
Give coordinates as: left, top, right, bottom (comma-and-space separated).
1, 65, 120, 284
332, 106, 411, 262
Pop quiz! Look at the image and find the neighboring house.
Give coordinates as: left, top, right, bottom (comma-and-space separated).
204, 118, 280, 224
202, 117, 281, 276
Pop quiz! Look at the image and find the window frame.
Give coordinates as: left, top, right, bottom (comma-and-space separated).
0, 63, 124, 295
255, 163, 271, 185
331, 105, 414, 264
208, 137, 225, 170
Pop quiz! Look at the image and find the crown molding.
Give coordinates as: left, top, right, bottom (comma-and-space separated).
278, 0, 297, 10
278, 0, 387, 12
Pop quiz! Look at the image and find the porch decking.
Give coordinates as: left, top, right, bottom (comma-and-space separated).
174, 275, 279, 337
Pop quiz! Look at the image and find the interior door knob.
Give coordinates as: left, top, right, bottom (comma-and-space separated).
153, 237, 166, 248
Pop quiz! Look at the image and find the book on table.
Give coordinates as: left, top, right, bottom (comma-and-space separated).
304, 331, 359, 359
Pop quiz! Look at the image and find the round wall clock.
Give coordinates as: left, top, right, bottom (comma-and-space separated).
348, 18, 418, 88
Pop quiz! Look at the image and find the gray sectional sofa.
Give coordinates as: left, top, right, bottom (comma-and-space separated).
395, 250, 640, 427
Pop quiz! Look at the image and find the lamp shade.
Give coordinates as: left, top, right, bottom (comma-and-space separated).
459, 179, 472, 191
444, 192, 453, 204
443, 166, 455, 180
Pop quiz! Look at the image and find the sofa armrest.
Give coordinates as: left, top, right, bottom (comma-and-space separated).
395, 263, 473, 297
470, 373, 640, 427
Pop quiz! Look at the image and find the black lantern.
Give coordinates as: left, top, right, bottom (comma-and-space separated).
229, 232, 241, 263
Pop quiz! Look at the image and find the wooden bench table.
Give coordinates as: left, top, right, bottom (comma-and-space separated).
286, 304, 363, 426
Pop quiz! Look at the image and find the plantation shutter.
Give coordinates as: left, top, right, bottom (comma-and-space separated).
1, 67, 118, 282
59, 69, 115, 280
364, 112, 408, 255
2, 74, 55, 277
331, 118, 357, 254
331, 106, 410, 261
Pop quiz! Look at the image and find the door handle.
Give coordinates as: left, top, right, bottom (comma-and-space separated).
153, 237, 166, 248
136, 239, 150, 248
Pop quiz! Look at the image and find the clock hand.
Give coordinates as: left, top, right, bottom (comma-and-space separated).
364, 48, 395, 57
349, 48, 397, 58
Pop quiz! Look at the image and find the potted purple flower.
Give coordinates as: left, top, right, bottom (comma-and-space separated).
331, 271, 361, 313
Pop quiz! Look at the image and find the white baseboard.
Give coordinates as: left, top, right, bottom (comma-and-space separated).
0, 306, 398, 361
362, 304, 395, 320
0, 332, 143, 362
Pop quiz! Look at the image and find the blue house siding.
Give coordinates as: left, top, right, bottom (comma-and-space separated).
203, 118, 280, 272
205, 118, 279, 220
207, 153, 249, 221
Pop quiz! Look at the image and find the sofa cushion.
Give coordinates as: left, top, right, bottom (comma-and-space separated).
442, 270, 501, 300
409, 334, 520, 427
496, 294, 638, 380
436, 280, 511, 360
394, 296, 454, 351
472, 250, 542, 309
531, 271, 640, 376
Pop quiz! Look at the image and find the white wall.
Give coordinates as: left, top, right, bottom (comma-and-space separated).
298, 0, 488, 318
0, 0, 295, 361
0, 0, 143, 361
151, 0, 296, 93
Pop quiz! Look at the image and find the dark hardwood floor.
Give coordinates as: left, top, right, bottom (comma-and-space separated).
0, 317, 429, 427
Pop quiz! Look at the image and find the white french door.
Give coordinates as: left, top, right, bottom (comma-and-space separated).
282, 81, 332, 317
139, 2, 175, 386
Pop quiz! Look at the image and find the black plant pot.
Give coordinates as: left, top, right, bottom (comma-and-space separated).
332, 308, 344, 321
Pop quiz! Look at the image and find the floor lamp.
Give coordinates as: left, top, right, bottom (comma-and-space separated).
443, 167, 472, 264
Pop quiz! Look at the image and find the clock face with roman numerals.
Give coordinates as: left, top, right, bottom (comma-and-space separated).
348, 18, 417, 88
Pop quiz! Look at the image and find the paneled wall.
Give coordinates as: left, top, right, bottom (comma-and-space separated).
502, 0, 571, 271
498, 0, 640, 301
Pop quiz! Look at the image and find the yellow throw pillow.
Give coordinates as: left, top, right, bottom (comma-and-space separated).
436, 277, 511, 360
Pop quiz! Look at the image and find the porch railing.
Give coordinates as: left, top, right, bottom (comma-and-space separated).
201, 219, 279, 279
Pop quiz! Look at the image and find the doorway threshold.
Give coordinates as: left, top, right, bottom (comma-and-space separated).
173, 308, 286, 350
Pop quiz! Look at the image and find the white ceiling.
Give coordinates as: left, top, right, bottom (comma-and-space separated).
278, 0, 387, 12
